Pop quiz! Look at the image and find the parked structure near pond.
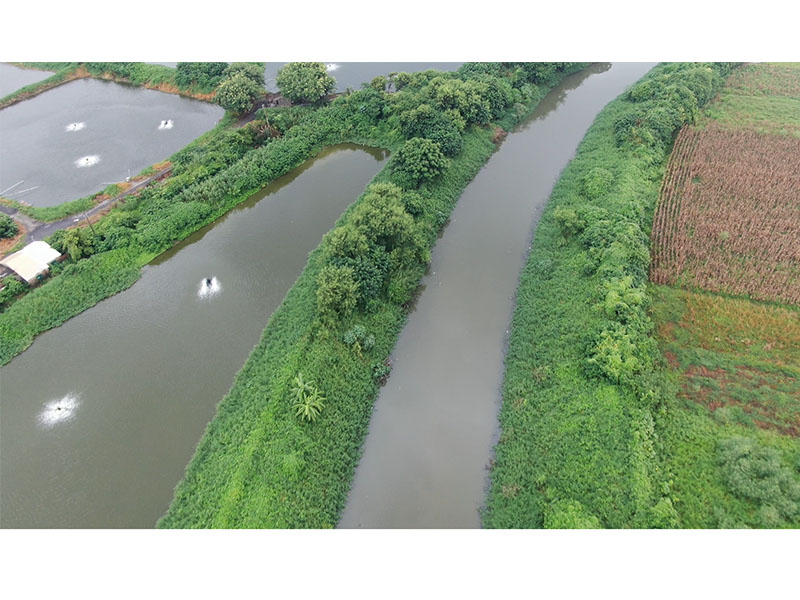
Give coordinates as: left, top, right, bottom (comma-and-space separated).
0, 241, 61, 284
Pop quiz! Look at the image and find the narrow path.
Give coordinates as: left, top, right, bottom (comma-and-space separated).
0, 167, 171, 249
338, 62, 657, 528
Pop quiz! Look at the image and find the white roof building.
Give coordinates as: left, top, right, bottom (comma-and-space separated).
0, 241, 62, 284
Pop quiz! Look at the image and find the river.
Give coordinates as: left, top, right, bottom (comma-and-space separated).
338, 62, 657, 528
0, 145, 387, 528
0, 78, 223, 207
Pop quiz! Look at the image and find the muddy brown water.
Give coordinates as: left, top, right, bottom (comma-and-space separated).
0, 145, 386, 528
338, 62, 658, 528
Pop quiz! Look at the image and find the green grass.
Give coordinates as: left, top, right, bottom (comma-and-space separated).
650, 286, 800, 528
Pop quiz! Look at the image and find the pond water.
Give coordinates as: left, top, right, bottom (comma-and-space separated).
0, 64, 53, 98
338, 62, 658, 528
0, 144, 387, 528
0, 78, 223, 207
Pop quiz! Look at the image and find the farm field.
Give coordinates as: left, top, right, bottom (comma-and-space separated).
650, 62, 800, 528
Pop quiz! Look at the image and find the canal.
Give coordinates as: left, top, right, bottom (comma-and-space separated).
0, 145, 387, 527
338, 62, 657, 528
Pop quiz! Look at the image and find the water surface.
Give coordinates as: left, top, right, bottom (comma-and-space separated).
0, 78, 223, 206
0, 145, 387, 528
0, 64, 53, 98
339, 62, 658, 528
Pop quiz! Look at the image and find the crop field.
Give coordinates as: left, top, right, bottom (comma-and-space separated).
650, 62, 800, 529
650, 125, 800, 305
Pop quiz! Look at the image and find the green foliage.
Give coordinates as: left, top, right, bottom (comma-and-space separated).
175, 62, 228, 92
581, 167, 614, 199
0, 277, 27, 309
276, 62, 336, 104
224, 62, 266, 86
291, 373, 326, 423
215, 73, 263, 115
391, 138, 448, 189
0, 214, 19, 239
543, 499, 603, 528
316, 264, 360, 322
717, 437, 800, 527
396, 103, 464, 156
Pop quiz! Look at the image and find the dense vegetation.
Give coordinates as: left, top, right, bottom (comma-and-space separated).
484, 62, 739, 528
276, 62, 336, 104
157, 62, 588, 528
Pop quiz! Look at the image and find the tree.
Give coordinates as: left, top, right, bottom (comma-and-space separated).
215, 73, 263, 115
0, 214, 19, 240
316, 264, 360, 323
392, 138, 449, 189
276, 62, 336, 104
223, 62, 265, 86
175, 62, 228, 90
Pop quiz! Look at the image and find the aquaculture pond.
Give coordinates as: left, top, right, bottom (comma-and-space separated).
0, 145, 387, 528
0, 77, 223, 207
338, 62, 657, 528
0, 63, 52, 98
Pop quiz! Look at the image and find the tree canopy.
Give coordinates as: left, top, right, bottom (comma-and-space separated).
276, 62, 336, 104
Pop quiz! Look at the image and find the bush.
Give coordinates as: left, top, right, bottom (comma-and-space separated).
544, 499, 603, 528
276, 62, 336, 104
316, 264, 360, 323
175, 62, 227, 91
0, 214, 19, 239
581, 167, 614, 199
223, 62, 265, 86
391, 138, 448, 189
718, 437, 800, 526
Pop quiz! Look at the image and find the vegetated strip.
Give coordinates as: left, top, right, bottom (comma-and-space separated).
158, 63, 589, 528
483, 62, 740, 528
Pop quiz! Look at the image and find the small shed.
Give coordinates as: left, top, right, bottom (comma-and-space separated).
0, 241, 62, 285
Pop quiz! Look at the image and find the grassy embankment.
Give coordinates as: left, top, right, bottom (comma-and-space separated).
649, 62, 800, 528
157, 63, 589, 528
483, 62, 739, 528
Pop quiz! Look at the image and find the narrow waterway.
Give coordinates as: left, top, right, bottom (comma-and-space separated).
0, 64, 52, 98
0, 145, 386, 528
339, 62, 657, 528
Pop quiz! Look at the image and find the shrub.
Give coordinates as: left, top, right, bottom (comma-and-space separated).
581, 167, 614, 199
717, 437, 800, 526
0, 214, 19, 239
316, 264, 360, 323
544, 499, 603, 528
391, 138, 448, 189
223, 62, 265, 86
276, 62, 336, 104
175, 62, 227, 91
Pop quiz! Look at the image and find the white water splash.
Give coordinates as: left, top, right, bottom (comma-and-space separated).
65, 122, 86, 132
158, 119, 174, 130
39, 394, 79, 428
75, 155, 100, 168
325, 63, 340, 72
197, 277, 221, 299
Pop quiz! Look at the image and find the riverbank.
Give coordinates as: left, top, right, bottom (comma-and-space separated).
483, 62, 739, 528
158, 63, 589, 528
